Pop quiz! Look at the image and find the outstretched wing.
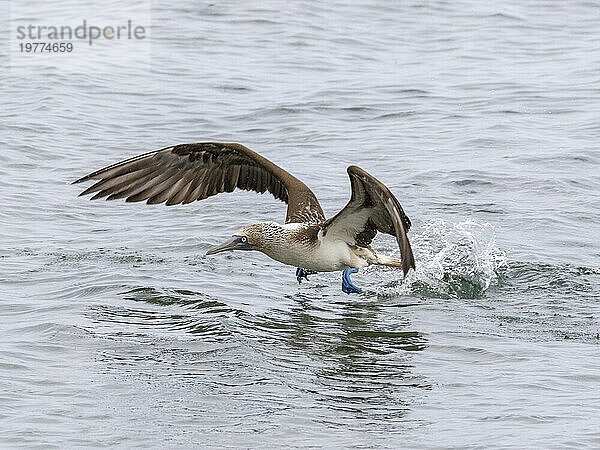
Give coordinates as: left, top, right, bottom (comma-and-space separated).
321, 166, 415, 275
74, 142, 325, 224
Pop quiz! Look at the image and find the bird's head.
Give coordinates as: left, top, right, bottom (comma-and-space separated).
205, 224, 266, 256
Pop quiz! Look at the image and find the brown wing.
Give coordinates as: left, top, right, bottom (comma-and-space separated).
73, 143, 325, 224
321, 166, 415, 275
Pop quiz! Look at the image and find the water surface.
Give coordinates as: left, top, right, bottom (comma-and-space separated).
1, 0, 599, 447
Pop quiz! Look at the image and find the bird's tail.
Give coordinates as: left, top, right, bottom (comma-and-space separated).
374, 254, 405, 268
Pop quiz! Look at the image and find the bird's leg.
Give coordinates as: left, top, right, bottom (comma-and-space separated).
296, 268, 317, 284
341, 268, 362, 294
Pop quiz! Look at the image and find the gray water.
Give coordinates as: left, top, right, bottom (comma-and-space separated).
2, 0, 600, 448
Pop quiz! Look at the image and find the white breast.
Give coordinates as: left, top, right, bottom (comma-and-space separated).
260, 223, 368, 272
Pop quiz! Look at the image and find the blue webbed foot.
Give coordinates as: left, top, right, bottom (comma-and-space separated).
342, 268, 362, 294
296, 268, 317, 284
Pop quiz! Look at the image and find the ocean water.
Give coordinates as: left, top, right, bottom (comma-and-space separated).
1, 0, 599, 448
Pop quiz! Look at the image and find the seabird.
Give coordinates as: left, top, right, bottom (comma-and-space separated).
74, 143, 415, 293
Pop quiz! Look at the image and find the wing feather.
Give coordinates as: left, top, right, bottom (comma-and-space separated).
74, 143, 325, 223
182, 170, 207, 204
150, 173, 191, 205
125, 169, 178, 203
106, 169, 163, 201
166, 178, 194, 206
322, 166, 415, 275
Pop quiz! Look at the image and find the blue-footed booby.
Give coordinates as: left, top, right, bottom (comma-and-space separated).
74, 143, 415, 293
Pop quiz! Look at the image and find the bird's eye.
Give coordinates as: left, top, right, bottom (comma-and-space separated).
241, 237, 247, 243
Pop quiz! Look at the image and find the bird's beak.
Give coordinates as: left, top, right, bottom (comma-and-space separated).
206, 237, 240, 255
206, 236, 252, 255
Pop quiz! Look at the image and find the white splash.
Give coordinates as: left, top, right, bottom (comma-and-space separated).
377, 218, 508, 298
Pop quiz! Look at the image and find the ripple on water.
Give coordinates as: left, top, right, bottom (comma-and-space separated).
87, 287, 234, 339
